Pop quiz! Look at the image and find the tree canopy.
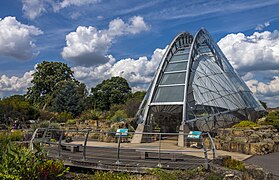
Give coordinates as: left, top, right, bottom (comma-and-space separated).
0, 95, 38, 124
26, 61, 75, 109
90, 76, 132, 111
50, 80, 87, 116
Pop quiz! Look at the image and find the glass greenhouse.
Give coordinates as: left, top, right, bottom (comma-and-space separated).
132, 29, 266, 144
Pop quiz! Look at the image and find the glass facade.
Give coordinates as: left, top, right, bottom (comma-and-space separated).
135, 29, 266, 132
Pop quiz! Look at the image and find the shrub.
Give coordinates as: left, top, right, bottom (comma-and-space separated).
0, 141, 69, 179
9, 130, 24, 141
66, 119, 76, 125
233, 120, 259, 128
80, 109, 101, 120
264, 111, 279, 130
93, 171, 130, 180
224, 157, 245, 171
56, 112, 73, 123
111, 110, 128, 122
31, 120, 60, 131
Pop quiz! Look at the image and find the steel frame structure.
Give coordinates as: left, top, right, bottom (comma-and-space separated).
134, 28, 266, 133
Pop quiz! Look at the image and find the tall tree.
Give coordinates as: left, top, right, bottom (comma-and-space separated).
90, 77, 132, 111
50, 80, 87, 116
26, 61, 75, 109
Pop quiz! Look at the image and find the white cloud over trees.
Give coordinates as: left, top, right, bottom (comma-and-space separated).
72, 47, 165, 89
0, 70, 34, 97
62, 16, 149, 66
0, 16, 43, 60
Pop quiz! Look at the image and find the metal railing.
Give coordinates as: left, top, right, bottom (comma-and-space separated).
30, 128, 216, 171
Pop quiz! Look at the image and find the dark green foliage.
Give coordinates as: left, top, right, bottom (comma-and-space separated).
26, 61, 75, 109
0, 95, 38, 124
80, 109, 101, 120
223, 157, 245, 171
259, 100, 267, 109
265, 110, 279, 130
56, 111, 74, 123
124, 91, 146, 117
90, 77, 132, 111
50, 80, 87, 116
111, 110, 128, 122
233, 120, 259, 128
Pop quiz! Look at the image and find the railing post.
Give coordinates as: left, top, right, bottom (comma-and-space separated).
202, 141, 209, 170
83, 130, 90, 161
58, 130, 64, 157
207, 132, 216, 159
30, 128, 39, 150
157, 133, 162, 168
116, 132, 122, 164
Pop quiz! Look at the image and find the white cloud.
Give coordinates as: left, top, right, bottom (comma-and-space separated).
246, 76, 279, 96
22, 0, 46, 20
218, 30, 279, 73
255, 21, 270, 31
62, 16, 149, 66
241, 72, 254, 81
22, 0, 99, 20
0, 70, 34, 98
0, 16, 43, 60
53, 0, 100, 12
72, 47, 166, 89
246, 76, 279, 107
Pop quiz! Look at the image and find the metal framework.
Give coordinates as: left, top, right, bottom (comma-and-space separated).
135, 28, 266, 132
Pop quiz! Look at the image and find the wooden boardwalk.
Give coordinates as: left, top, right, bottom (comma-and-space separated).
45, 145, 208, 173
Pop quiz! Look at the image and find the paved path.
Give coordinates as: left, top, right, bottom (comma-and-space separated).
244, 152, 279, 179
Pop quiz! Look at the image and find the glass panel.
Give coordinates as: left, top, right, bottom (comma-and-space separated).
153, 85, 184, 102
176, 48, 190, 55
165, 61, 188, 72
170, 54, 188, 62
160, 72, 186, 85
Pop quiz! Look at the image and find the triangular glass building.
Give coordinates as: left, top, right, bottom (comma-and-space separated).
132, 28, 266, 144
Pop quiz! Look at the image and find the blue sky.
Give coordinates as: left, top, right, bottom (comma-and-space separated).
0, 0, 279, 107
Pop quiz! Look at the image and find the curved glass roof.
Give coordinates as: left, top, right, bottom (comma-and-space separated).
135, 28, 266, 131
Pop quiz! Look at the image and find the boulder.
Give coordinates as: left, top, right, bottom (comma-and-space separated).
248, 134, 260, 143
234, 137, 248, 143
232, 129, 244, 137
237, 143, 250, 154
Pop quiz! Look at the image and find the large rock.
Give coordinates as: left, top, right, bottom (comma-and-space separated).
234, 137, 248, 143
250, 142, 273, 155
229, 142, 238, 152
238, 143, 250, 154
248, 134, 260, 143
232, 129, 244, 137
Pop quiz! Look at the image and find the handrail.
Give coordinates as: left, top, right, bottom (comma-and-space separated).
30, 128, 216, 170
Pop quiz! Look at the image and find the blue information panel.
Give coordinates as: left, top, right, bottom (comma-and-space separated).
187, 131, 202, 139
116, 128, 128, 136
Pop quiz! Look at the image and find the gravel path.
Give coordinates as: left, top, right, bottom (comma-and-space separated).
244, 152, 279, 179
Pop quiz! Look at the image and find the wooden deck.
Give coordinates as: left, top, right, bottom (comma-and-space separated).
45, 145, 207, 173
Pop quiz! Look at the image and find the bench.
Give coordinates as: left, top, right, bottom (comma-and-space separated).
136, 149, 183, 161
60, 143, 83, 152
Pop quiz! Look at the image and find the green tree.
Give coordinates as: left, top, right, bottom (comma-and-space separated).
0, 95, 38, 124
259, 100, 267, 109
90, 77, 132, 111
50, 80, 87, 116
26, 61, 75, 110
124, 91, 146, 117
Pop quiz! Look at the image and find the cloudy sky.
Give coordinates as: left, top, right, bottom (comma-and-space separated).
0, 0, 279, 107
